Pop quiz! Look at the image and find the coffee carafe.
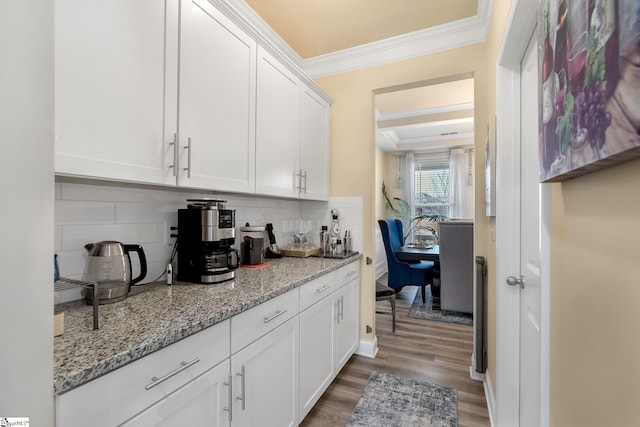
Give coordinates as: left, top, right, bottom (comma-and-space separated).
83, 241, 148, 304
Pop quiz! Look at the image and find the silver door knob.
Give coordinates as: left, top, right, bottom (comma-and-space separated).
506, 275, 524, 289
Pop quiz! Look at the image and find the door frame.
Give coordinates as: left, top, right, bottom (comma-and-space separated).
495, 0, 550, 426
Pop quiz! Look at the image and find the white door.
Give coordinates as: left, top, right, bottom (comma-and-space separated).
334, 278, 360, 371
231, 317, 299, 427
496, 2, 549, 425
178, 0, 256, 192
516, 33, 542, 427
54, 0, 176, 185
255, 47, 300, 198
299, 86, 330, 201
299, 295, 335, 418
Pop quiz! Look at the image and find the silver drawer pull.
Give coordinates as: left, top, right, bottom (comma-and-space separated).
316, 285, 331, 294
263, 309, 287, 323
345, 270, 357, 277
145, 358, 200, 391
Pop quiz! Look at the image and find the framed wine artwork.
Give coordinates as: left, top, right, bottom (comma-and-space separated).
538, 0, 640, 182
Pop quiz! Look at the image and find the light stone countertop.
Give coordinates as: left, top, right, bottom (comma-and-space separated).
54, 254, 361, 395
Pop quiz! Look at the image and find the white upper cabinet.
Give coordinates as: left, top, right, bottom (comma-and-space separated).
55, 0, 177, 185
55, 0, 330, 197
177, 0, 256, 192
299, 86, 330, 201
255, 46, 300, 198
255, 47, 330, 200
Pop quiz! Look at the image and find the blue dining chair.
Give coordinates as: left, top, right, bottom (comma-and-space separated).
378, 219, 434, 303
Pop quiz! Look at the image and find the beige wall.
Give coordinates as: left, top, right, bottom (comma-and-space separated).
550, 158, 640, 425
315, 42, 496, 347
315, 0, 511, 391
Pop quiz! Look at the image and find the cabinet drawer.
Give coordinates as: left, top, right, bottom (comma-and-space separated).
335, 261, 360, 287
56, 320, 230, 427
299, 272, 336, 311
231, 288, 299, 354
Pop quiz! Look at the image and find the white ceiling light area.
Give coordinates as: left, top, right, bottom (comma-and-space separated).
375, 77, 475, 153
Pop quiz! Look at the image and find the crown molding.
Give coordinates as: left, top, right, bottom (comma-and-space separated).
304, 0, 493, 78
218, 0, 333, 103
226, 0, 492, 79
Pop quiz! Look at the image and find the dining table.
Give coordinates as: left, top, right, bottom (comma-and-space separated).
394, 244, 439, 263
394, 244, 441, 310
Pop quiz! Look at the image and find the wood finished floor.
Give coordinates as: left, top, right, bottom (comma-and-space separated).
300, 286, 490, 427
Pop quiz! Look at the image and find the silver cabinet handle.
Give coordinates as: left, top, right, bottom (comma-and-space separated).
302, 170, 307, 194
335, 300, 340, 324
236, 366, 246, 410
168, 133, 177, 176
316, 285, 331, 294
340, 296, 344, 321
223, 373, 233, 421
294, 169, 302, 192
144, 358, 200, 390
345, 270, 357, 278
183, 137, 192, 178
263, 309, 287, 323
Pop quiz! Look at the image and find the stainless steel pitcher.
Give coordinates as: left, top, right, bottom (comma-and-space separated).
82, 241, 147, 304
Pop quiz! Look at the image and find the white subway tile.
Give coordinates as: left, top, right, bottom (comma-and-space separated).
116, 202, 176, 224
60, 182, 161, 203
62, 223, 160, 251
56, 200, 115, 225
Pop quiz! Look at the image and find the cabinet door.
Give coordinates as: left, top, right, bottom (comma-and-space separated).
255, 47, 300, 198
299, 86, 330, 201
178, 0, 256, 192
299, 295, 335, 419
55, 0, 177, 185
121, 360, 231, 427
231, 317, 299, 427
335, 278, 360, 371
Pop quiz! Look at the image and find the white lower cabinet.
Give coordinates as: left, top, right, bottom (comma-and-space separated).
231, 317, 299, 427
121, 359, 231, 427
299, 261, 360, 421
56, 320, 230, 427
299, 294, 335, 418
335, 277, 360, 371
56, 262, 359, 427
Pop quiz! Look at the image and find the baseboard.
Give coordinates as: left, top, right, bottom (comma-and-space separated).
356, 336, 378, 358
484, 368, 497, 427
469, 354, 484, 382
469, 365, 485, 382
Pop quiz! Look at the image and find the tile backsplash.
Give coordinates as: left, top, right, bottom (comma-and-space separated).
54, 179, 362, 303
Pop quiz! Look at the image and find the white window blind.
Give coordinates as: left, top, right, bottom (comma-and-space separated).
413, 151, 450, 217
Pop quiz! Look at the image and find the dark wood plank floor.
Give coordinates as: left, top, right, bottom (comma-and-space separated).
300, 286, 490, 427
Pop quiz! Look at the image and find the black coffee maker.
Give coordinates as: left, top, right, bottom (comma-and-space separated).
177, 199, 239, 284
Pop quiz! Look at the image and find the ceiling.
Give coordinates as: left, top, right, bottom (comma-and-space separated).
242, 0, 478, 59
241, 0, 485, 153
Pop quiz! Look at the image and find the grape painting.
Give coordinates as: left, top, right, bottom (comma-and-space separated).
538, 0, 640, 182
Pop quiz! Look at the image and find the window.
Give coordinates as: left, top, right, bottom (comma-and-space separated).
414, 168, 449, 216
412, 151, 450, 243
413, 151, 450, 217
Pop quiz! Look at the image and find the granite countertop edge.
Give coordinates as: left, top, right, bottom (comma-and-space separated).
54, 254, 361, 395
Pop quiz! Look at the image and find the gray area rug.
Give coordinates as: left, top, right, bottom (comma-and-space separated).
407, 286, 473, 326
347, 371, 458, 427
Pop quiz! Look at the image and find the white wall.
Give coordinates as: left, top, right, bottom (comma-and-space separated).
0, 1, 55, 424
55, 180, 361, 303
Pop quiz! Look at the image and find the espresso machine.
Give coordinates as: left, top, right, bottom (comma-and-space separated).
177, 199, 239, 284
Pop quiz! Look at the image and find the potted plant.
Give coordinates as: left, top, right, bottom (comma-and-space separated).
382, 181, 447, 244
